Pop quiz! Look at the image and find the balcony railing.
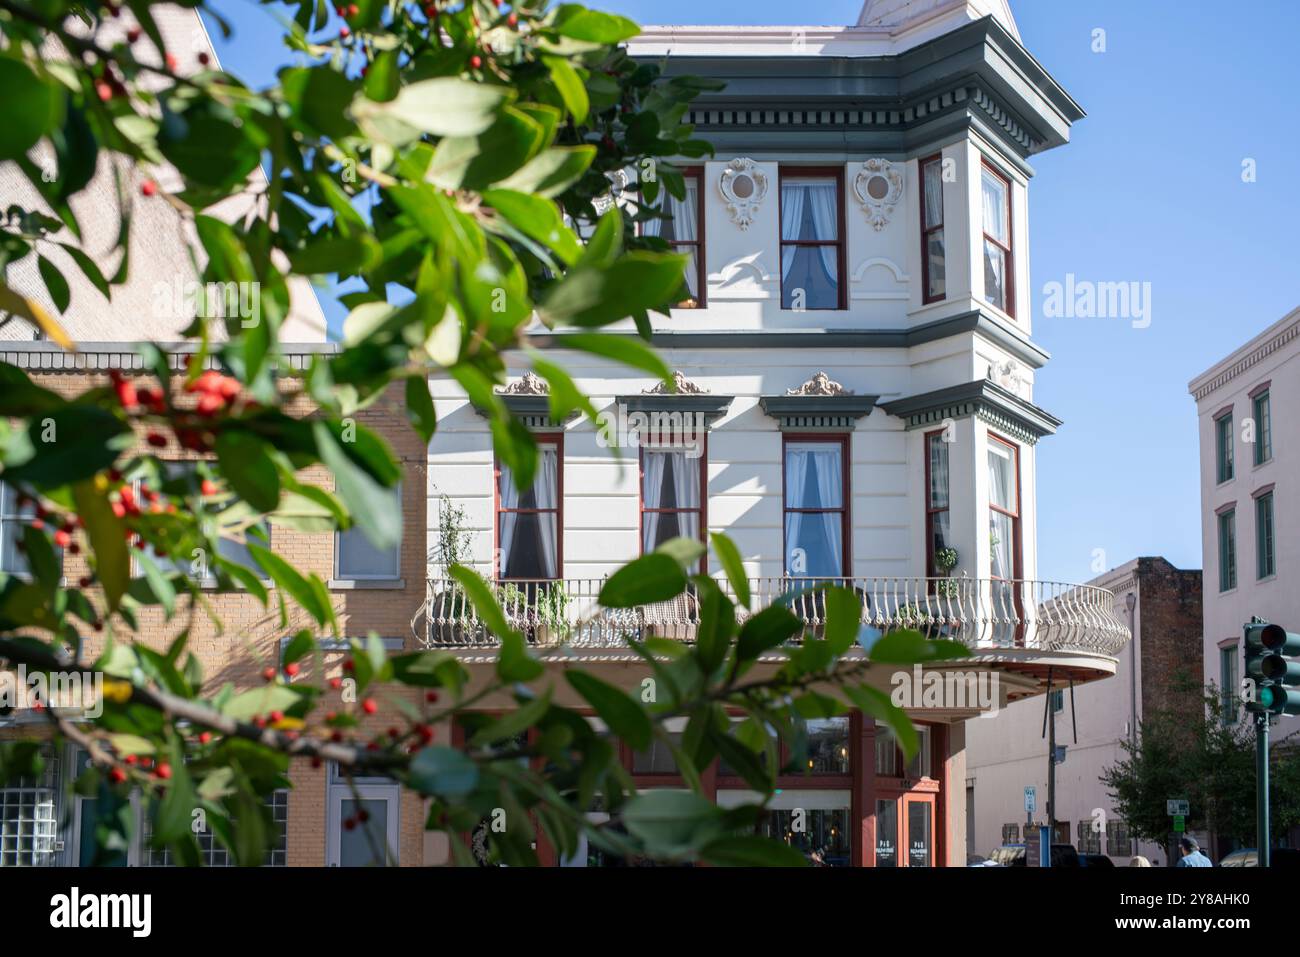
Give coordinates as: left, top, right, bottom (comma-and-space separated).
419, 576, 1131, 659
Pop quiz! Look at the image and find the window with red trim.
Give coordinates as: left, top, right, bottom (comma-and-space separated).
980, 162, 1013, 316
783, 437, 848, 578
495, 436, 560, 580
642, 168, 705, 308
919, 155, 946, 303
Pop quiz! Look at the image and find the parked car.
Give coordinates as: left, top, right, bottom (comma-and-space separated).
977, 844, 1082, 867
1218, 847, 1300, 867
1079, 853, 1115, 867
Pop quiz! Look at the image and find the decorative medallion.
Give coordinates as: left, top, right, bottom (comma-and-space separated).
853, 158, 904, 231
987, 359, 1029, 399
498, 371, 549, 395
643, 370, 708, 395
718, 158, 769, 230
786, 372, 853, 397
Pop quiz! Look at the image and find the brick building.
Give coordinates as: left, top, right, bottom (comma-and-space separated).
966, 557, 1202, 864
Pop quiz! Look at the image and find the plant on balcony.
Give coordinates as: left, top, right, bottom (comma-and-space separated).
0, 0, 974, 869
429, 494, 481, 643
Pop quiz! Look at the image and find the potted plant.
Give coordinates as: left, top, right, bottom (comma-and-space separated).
426, 494, 485, 645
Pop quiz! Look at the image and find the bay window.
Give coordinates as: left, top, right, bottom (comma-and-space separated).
783, 438, 847, 578
980, 162, 1013, 316
496, 438, 560, 580
780, 169, 844, 310
642, 168, 704, 307
926, 431, 951, 576
987, 436, 1020, 581
920, 155, 946, 302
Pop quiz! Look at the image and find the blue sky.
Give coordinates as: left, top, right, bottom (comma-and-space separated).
204, 0, 1300, 585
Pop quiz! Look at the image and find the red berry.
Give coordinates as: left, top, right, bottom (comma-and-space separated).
508, 13, 517, 26
115, 378, 139, 407
416, 724, 434, 744
269, 710, 284, 723
357, 808, 370, 822
124, 754, 137, 765
109, 767, 127, 784
198, 731, 212, 744
262, 666, 277, 682
336, 5, 345, 14
197, 52, 210, 66
330, 731, 343, 743
111, 501, 126, 519
425, 690, 439, 703
342, 660, 354, 673
343, 818, 357, 831
165, 53, 178, 71
53, 530, 71, 548
78, 576, 92, 588
254, 716, 267, 728
387, 727, 400, 738
200, 479, 218, 496
285, 662, 300, 678
95, 81, 114, 102
362, 698, 378, 715
329, 677, 343, 690
196, 393, 224, 416
348, 3, 359, 14
146, 431, 167, 448
311, 756, 323, 769
217, 376, 240, 399
154, 763, 172, 780
340, 26, 350, 37
469, 54, 482, 69
92, 620, 103, 632
140, 180, 156, 197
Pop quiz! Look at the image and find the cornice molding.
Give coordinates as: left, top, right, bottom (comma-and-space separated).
0, 340, 335, 371
759, 393, 879, 431
615, 393, 735, 425
1189, 310, 1300, 402
880, 377, 1061, 445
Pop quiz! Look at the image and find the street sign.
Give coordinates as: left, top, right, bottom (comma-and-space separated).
1025, 787, 1036, 813
1173, 815, 1186, 833
1053, 745, 1067, 766
1167, 799, 1189, 816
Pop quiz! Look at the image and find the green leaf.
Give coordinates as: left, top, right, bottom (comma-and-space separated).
134, 551, 177, 618
287, 234, 381, 276
598, 553, 686, 608
695, 580, 734, 675
221, 684, 301, 721
823, 586, 862, 656
709, 532, 750, 609
557, 333, 672, 381
497, 146, 595, 198
843, 684, 918, 760
702, 835, 811, 867
550, 5, 640, 43
481, 189, 582, 266
282, 629, 314, 665
621, 789, 723, 857
37, 256, 70, 313
543, 55, 588, 123
405, 376, 437, 444
736, 605, 803, 663
312, 420, 400, 550
215, 431, 281, 513
0, 364, 64, 417
566, 672, 652, 751
497, 628, 544, 683
3, 406, 132, 488
409, 746, 479, 799
447, 565, 512, 638
356, 77, 508, 140
428, 108, 546, 191
247, 542, 332, 626
867, 629, 971, 664
542, 254, 688, 328
0, 60, 63, 161
707, 727, 770, 793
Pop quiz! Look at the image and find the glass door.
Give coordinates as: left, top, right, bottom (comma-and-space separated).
326, 785, 399, 866
874, 798, 898, 867
904, 795, 935, 868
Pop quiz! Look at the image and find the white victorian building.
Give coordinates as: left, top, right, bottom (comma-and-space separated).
421, 0, 1131, 867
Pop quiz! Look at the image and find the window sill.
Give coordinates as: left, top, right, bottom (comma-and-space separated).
1215, 477, 1235, 488
197, 579, 274, 591
327, 578, 406, 591
1256, 574, 1277, 585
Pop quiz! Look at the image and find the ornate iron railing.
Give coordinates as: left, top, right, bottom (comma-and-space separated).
418, 575, 1131, 659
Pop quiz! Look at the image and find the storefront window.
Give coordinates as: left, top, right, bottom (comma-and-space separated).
804, 717, 850, 774
763, 806, 851, 867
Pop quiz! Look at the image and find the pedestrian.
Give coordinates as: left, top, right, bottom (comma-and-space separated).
1129, 855, 1151, 867
1175, 836, 1212, 867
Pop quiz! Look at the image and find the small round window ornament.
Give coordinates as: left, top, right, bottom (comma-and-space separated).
854, 158, 904, 231
719, 158, 768, 230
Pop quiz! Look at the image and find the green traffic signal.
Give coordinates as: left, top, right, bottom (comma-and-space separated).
1244, 622, 1300, 714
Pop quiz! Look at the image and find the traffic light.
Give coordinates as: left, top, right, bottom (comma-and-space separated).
1244, 622, 1300, 715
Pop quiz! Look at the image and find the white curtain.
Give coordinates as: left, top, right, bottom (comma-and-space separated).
784, 444, 843, 577
534, 447, 558, 578
923, 160, 944, 229
497, 465, 522, 576
644, 185, 698, 297
928, 437, 949, 510
981, 170, 1007, 243
806, 182, 838, 280
670, 450, 698, 540
641, 450, 667, 552
987, 446, 1013, 580
779, 182, 806, 283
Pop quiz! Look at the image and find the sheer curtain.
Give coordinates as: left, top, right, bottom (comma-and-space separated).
780, 182, 806, 285
987, 446, 1013, 580
670, 450, 698, 540
806, 182, 838, 280
923, 161, 944, 230
644, 186, 698, 298
784, 444, 843, 578
981, 170, 1007, 241
641, 450, 667, 551
497, 465, 522, 576
534, 447, 558, 578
